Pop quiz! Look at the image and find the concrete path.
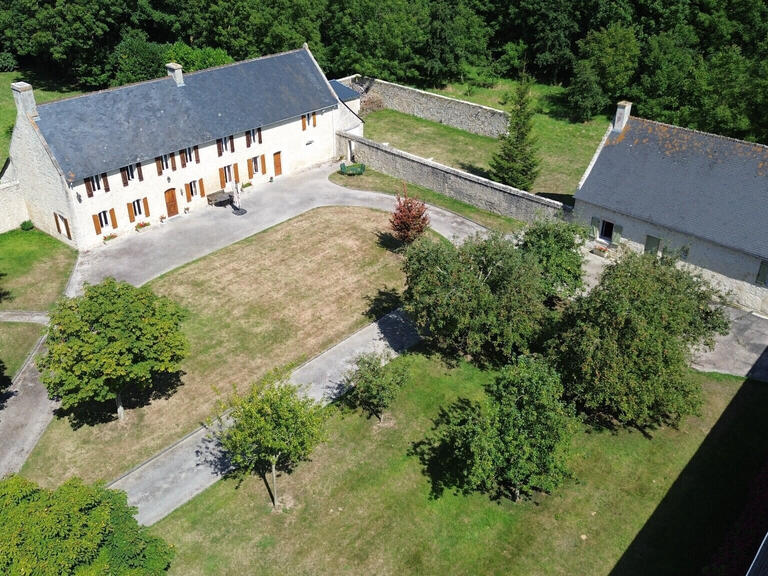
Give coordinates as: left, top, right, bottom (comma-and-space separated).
0, 311, 49, 324
0, 335, 56, 476
69, 162, 485, 295
109, 309, 421, 525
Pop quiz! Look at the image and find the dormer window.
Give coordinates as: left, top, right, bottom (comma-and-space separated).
83, 173, 109, 198
217, 135, 235, 156
301, 112, 316, 131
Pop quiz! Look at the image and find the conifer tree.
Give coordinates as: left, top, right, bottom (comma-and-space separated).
490, 75, 541, 191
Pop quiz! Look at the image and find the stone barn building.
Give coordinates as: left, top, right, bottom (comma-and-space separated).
0, 46, 361, 250
575, 102, 768, 314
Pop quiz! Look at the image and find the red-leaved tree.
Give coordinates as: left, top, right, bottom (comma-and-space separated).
390, 183, 430, 244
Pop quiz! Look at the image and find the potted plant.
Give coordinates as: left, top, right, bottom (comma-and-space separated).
184, 206, 190, 214
135, 221, 151, 232
103, 232, 117, 244
160, 215, 167, 224
591, 244, 609, 258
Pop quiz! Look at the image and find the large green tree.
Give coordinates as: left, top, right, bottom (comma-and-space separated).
403, 234, 548, 363
217, 373, 325, 508
0, 475, 173, 575
549, 252, 730, 428
38, 278, 187, 420
344, 352, 409, 421
520, 219, 585, 299
415, 355, 572, 500
489, 76, 540, 191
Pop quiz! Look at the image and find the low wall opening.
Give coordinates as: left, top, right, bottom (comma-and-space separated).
337, 131, 566, 224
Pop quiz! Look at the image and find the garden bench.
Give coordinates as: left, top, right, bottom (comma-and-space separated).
339, 162, 366, 176
207, 190, 232, 206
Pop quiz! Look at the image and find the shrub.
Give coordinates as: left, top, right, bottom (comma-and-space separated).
520, 219, 585, 299
390, 184, 430, 244
0, 51, 17, 72
549, 252, 730, 428
19, 220, 33, 231
344, 352, 409, 421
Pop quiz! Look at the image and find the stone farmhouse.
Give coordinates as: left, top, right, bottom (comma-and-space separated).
0, 46, 362, 250
575, 102, 768, 314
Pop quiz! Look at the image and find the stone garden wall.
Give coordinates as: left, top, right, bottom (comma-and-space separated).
0, 180, 28, 233
337, 131, 566, 223
336, 75, 508, 138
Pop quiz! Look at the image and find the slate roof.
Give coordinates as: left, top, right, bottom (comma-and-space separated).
35, 48, 339, 182
329, 80, 360, 102
576, 117, 768, 259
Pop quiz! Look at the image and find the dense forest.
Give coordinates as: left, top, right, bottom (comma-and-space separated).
2, 0, 768, 142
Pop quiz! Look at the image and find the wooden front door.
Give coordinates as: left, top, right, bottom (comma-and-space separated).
164, 188, 179, 217
273, 151, 282, 176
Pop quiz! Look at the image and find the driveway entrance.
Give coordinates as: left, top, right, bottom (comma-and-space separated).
164, 188, 179, 217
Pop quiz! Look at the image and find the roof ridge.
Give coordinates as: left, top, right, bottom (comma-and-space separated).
632, 116, 768, 152
37, 47, 308, 110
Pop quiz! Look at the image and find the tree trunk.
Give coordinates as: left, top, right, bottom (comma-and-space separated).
271, 459, 278, 508
116, 392, 124, 420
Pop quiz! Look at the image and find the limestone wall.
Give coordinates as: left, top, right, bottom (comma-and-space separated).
0, 180, 28, 233
337, 131, 565, 223
337, 75, 508, 138
575, 200, 768, 313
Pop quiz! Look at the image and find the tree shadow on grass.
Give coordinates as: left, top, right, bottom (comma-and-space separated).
364, 287, 403, 321
0, 359, 13, 411
458, 162, 494, 181
0, 272, 13, 304
609, 379, 768, 575
376, 231, 403, 253
537, 192, 575, 207
56, 370, 186, 429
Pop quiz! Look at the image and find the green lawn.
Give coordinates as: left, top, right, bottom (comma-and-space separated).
366, 79, 608, 202
152, 354, 764, 575
0, 228, 77, 311
1, 70, 81, 169
329, 168, 523, 235
0, 322, 43, 380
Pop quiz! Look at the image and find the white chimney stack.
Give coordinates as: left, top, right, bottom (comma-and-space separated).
613, 101, 632, 132
166, 62, 184, 87
11, 82, 37, 119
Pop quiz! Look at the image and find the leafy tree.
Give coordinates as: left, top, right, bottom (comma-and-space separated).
163, 41, 233, 71
390, 185, 430, 244
344, 352, 409, 421
38, 278, 187, 420
549, 252, 730, 428
0, 475, 173, 575
403, 234, 548, 363
520, 219, 585, 299
514, 0, 579, 82
415, 355, 572, 500
217, 373, 325, 508
576, 23, 640, 102
110, 30, 167, 87
567, 58, 608, 121
489, 75, 540, 191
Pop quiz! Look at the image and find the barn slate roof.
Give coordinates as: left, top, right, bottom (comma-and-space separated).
329, 80, 360, 102
576, 117, 768, 260
35, 48, 339, 182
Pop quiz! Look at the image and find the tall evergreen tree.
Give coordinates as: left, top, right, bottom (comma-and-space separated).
490, 76, 540, 191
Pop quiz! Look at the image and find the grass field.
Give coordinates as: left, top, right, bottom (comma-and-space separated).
0, 228, 77, 311
362, 79, 607, 202
0, 70, 81, 169
152, 354, 765, 575
0, 322, 43, 380
329, 169, 523, 234
22, 207, 406, 485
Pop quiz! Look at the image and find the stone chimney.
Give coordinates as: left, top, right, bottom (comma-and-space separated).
612, 101, 632, 132
166, 62, 184, 87
11, 82, 38, 119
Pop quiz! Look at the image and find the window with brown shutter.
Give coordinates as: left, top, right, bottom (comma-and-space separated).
120, 167, 129, 187
312, 111, 316, 127
142, 197, 150, 217
257, 127, 262, 144
92, 214, 101, 235
234, 163, 240, 183
302, 115, 307, 131
127, 202, 135, 223
179, 149, 186, 168
198, 179, 205, 197
101, 173, 110, 192
136, 162, 144, 181
62, 216, 71, 240
219, 167, 226, 189
109, 208, 117, 229
194, 145, 200, 163
229, 135, 235, 153
260, 154, 266, 174
84, 178, 93, 198
54, 213, 61, 234
248, 157, 254, 179
245, 130, 251, 147
185, 182, 191, 202
170, 152, 177, 171
217, 139, 223, 156
155, 156, 163, 175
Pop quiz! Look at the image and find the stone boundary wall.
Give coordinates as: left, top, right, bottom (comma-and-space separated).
337, 131, 566, 223
0, 180, 28, 233
336, 75, 508, 138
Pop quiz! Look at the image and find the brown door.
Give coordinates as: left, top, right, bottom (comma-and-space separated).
273, 151, 282, 176
164, 188, 179, 217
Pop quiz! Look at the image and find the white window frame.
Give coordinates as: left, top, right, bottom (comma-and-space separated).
132, 199, 143, 216
184, 147, 193, 164
224, 164, 233, 183
126, 164, 135, 181
599, 220, 614, 243
97, 210, 110, 228
222, 136, 231, 153
161, 154, 170, 170
247, 129, 256, 143
251, 156, 259, 174
87, 174, 102, 191
189, 180, 198, 196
